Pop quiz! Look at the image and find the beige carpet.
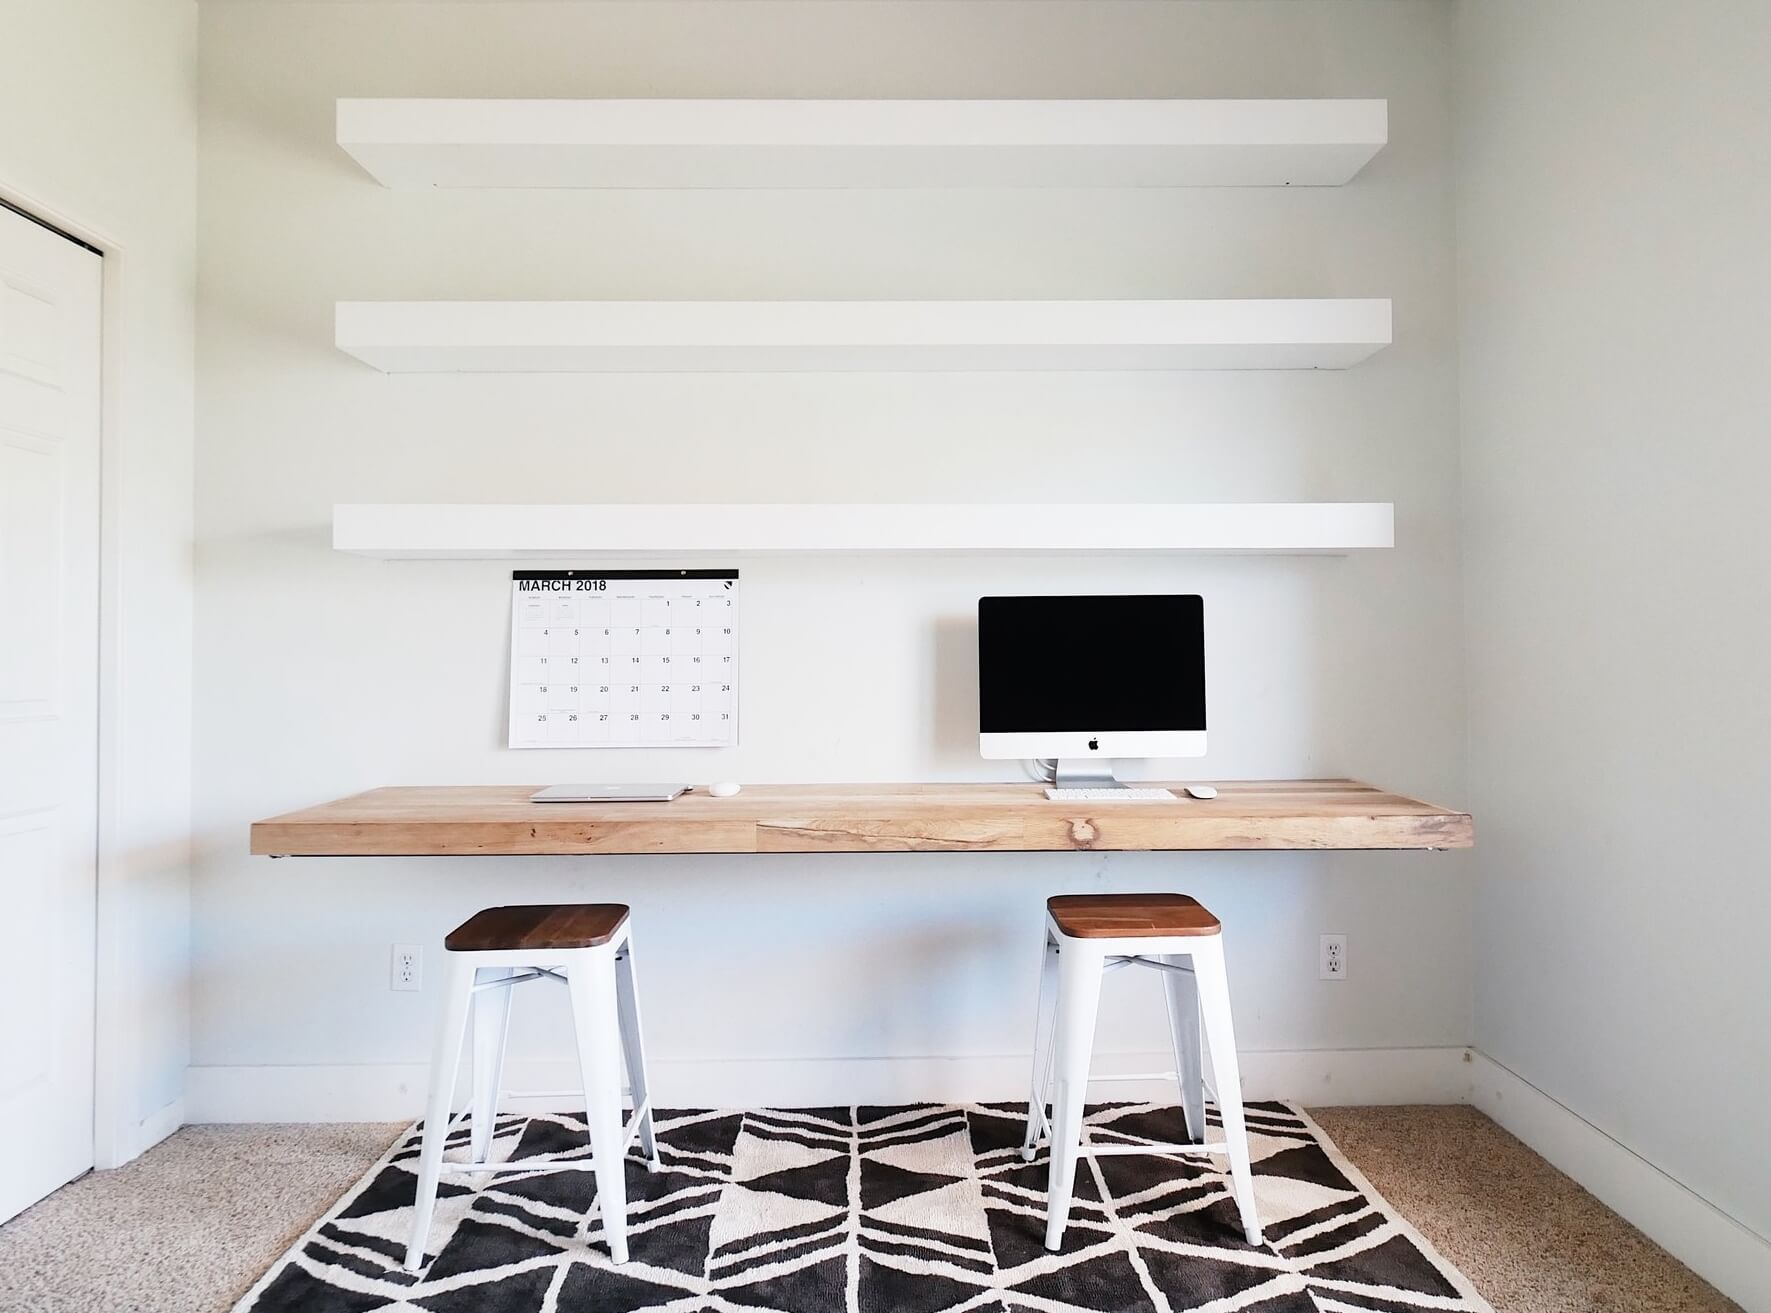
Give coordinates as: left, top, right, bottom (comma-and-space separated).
0, 1107, 1743, 1313
1310, 1106, 1746, 1313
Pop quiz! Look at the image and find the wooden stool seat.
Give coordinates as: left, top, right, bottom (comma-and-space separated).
1047, 893, 1220, 939
444, 903, 629, 953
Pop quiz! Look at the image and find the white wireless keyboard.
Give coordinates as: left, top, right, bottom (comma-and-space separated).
1045, 787, 1176, 802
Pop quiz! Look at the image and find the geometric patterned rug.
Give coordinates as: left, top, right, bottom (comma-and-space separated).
232, 1102, 1492, 1313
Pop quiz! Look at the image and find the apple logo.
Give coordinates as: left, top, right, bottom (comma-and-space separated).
1088, 737, 1100, 751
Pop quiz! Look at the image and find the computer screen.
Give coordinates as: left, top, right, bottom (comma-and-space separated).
977, 595, 1205, 749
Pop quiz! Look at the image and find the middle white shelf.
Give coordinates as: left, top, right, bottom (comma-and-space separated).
333, 503, 1395, 559
334, 298, 1392, 374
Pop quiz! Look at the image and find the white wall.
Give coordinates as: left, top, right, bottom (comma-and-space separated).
0, 0, 198, 1163
191, 0, 1471, 1115
1457, 0, 1771, 1281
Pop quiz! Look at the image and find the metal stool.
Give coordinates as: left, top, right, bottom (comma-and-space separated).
1022, 893, 1261, 1250
405, 903, 658, 1270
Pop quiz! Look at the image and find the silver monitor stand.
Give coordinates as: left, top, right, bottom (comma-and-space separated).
1055, 758, 1125, 788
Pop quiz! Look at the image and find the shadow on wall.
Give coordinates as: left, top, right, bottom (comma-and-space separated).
932, 610, 981, 765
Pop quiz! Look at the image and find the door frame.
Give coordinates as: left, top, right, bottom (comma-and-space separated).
0, 176, 159, 1170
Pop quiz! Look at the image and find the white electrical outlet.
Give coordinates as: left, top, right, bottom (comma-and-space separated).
391, 944, 423, 992
1319, 934, 1347, 981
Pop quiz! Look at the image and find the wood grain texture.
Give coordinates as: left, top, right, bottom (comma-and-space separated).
1048, 893, 1221, 938
250, 780, 1472, 857
444, 904, 628, 952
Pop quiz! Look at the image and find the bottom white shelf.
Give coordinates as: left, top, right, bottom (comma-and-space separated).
333, 503, 1394, 559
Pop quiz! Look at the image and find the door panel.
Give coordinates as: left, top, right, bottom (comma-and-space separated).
0, 206, 102, 1224
0, 428, 62, 721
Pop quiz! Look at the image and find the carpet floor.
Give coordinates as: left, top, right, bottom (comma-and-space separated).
0, 1107, 1743, 1313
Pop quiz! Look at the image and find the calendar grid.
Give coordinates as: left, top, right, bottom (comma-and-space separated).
508, 570, 738, 749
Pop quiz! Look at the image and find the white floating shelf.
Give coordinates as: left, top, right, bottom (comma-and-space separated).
337, 98, 1388, 190
333, 503, 1395, 559
335, 299, 1391, 374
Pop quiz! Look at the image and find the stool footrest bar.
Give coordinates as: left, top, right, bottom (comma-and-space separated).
469, 967, 568, 994
1105, 956, 1197, 978
445, 1158, 601, 1174
465, 1087, 638, 1109
1077, 1141, 1223, 1159
621, 1100, 652, 1152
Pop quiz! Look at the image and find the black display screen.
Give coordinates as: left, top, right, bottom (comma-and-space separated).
977, 595, 1206, 733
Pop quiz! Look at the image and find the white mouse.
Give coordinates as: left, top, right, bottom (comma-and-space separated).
709, 782, 742, 798
1184, 784, 1218, 800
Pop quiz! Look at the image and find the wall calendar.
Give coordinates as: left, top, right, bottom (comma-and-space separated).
508, 569, 738, 749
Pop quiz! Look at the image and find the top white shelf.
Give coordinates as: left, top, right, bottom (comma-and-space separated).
334, 299, 1392, 373
336, 98, 1388, 190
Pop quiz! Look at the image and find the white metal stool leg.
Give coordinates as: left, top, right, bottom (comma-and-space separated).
405, 957, 475, 1271
1191, 936, 1261, 1245
470, 967, 514, 1163
1043, 938, 1104, 1251
568, 948, 632, 1265
1161, 954, 1205, 1144
1021, 932, 1061, 1162
613, 935, 659, 1166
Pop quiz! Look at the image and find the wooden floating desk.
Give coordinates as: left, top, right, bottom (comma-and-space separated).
250, 780, 1471, 858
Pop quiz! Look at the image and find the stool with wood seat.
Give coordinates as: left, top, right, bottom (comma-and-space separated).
405, 904, 658, 1271
1022, 893, 1262, 1250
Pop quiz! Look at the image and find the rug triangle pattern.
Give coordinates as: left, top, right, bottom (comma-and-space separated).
231, 1102, 1492, 1313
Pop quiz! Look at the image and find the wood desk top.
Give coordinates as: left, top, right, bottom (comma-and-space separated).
250, 780, 1471, 857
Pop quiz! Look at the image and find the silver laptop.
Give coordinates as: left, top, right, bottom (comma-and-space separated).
530, 784, 688, 803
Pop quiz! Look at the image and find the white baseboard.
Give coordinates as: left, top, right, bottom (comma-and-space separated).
187, 1045, 1474, 1125
133, 1095, 186, 1158
1468, 1051, 1771, 1313
1242, 1045, 1474, 1106
95, 1095, 186, 1169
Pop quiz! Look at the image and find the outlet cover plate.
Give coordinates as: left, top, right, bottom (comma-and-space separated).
392, 944, 423, 992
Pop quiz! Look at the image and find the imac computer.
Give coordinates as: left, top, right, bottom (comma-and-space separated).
977, 594, 1205, 789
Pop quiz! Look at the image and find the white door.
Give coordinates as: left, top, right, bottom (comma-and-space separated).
0, 204, 102, 1223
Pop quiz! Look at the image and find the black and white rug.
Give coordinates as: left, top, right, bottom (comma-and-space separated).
234, 1102, 1492, 1313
